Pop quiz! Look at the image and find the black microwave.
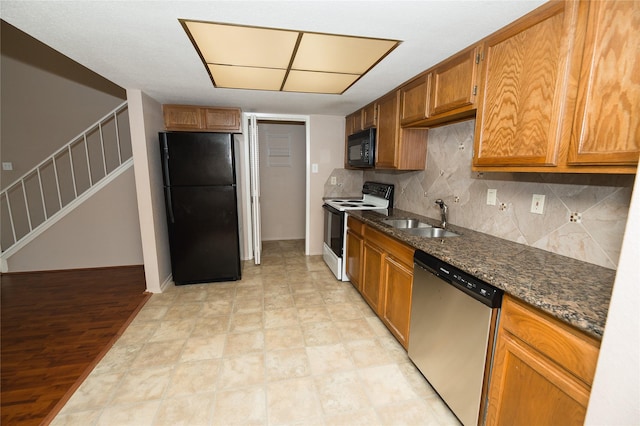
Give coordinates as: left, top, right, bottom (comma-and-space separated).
347, 128, 376, 168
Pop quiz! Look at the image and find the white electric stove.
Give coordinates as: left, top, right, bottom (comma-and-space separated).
322, 182, 394, 280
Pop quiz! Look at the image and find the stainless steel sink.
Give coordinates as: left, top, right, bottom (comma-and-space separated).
382, 218, 431, 229
404, 227, 460, 238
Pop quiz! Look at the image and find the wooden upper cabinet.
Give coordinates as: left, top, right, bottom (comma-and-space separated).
429, 44, 480, 119
401, 44, 481, 128
375, 91, 428, 170
163, 105, 203, 130
567, 0, 640, 166
201, 107, 242, 132
345, 111, 363, 137
473, 0, 638, 173
375, 91, 401, 168
399, 73, 431, 125
473, 1, 575, 168
163, 104, 241, 132
362, 102, 377, 129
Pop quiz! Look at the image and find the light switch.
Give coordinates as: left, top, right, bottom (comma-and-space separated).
531, 194, 545, 214
312, 163, 318, 173
486, 189, 497, 206
2, 162, 13, 171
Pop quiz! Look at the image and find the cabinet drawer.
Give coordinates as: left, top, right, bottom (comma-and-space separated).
500, 296, 600, 385
347, 216, 365, 236
364, 226, 414, 267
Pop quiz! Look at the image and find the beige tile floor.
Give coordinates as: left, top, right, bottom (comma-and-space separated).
52, 240, 460, 426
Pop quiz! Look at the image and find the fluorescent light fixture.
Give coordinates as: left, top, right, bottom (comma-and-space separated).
181, 20, 401, 94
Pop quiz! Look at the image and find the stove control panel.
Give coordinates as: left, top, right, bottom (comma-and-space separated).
363, 182, 394, 204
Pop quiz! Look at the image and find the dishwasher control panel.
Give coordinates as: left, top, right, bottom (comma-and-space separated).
414, 249, 502, 308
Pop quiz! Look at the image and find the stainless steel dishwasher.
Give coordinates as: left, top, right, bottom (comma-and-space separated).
408, 250, 503, 426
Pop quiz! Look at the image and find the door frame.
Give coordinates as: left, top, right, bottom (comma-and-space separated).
240, 113, 311, 259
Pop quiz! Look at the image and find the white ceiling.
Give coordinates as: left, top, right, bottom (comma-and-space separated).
1, 0, 546, 116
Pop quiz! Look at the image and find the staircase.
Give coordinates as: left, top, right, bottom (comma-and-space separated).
1, 102, 131, 270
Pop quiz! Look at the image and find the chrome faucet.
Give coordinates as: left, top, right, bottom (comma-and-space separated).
435, 199, 448, 228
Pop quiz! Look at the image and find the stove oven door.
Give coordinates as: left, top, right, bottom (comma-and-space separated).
322, 204, 345, 279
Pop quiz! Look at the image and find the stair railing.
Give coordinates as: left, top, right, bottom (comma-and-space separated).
1, 101, 130, 255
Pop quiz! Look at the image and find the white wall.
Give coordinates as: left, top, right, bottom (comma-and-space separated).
0, 21, 126, 188
5, 167, 143, 272
258, 123, 306, 241
127, 90, 171, 293
586, 171, 640, 424
308, 115, 346, 255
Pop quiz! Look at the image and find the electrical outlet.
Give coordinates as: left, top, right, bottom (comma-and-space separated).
530, 194, 545, 214
570, 212, 582, 223
330, 176, 337, 185
486, 189, 497, 206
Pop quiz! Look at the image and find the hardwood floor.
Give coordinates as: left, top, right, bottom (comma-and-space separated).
1, 266, 150, 426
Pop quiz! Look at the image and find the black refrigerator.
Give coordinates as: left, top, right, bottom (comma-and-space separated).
159, 131, 241, 284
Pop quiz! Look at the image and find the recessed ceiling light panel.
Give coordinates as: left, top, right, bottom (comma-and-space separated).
208, 65, 286, 91
293, 33, 399, 74
181, 20, 401, 94
283, 70, 360, 94
184, 21, 298, 69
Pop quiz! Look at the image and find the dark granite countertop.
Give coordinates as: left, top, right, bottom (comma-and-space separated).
349, 208, 616, 339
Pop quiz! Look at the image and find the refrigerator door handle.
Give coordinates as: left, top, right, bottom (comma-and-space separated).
165, 187, 175, 223
162, 143, 171, 187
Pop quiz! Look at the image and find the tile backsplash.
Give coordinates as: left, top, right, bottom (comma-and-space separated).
328, 120, 635, 270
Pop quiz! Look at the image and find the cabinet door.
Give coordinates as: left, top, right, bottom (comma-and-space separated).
345, 111, 363, 137
202, 107, 241, 132
486, 295, 599, 426
163, 105, 203, 130
345, 229, 363, 291
486, 331, 590, 426
474, 2, 577, 167
375, 91, 400, 168
362, 103, 377, 129
567, 0, 640, 166
381, 256, 413, 349
361, 241, 384, 313
430, 45, 480, 117
400, 74, 430, 125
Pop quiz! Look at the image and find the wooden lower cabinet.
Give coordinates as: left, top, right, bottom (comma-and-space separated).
361, 240, 385, 313
486, 295, 600, 425
381, 255, 413, 348
345, 228, 363, 291
346, 216, 414, 349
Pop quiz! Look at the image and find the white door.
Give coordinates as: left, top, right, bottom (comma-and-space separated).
248, 114, 262, 264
